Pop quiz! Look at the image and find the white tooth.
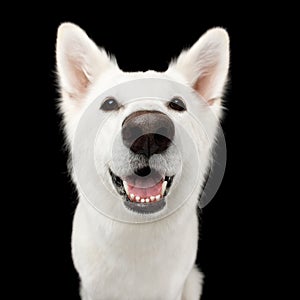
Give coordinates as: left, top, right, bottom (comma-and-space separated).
123, 181, 129, 195
141, 198, 145, 203
161, 181, 167, 196
150, 196, 155, 201
130, 193, 135, 199
156, 195, 161, 201
136, 196, 140, 202
146, 198, 150, 203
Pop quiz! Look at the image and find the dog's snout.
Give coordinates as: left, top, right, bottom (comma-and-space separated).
122, 110, 175, 157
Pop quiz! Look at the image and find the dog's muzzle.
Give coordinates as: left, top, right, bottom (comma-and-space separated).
109, 110, 176, 214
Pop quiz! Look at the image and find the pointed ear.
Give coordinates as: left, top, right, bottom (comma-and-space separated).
56, 23, 117, 100
168, 28, 230, 105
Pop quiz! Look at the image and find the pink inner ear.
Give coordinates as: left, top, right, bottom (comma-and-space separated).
68, 57, 90, 97
193, 66, 217, 105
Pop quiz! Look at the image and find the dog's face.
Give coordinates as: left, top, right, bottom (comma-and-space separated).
56, 23, 229, 221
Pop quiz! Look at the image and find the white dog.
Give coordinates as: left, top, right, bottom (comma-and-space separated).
56, 23, 229, 300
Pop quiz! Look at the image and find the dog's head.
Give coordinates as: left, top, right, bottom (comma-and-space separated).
56, 23, 229, 221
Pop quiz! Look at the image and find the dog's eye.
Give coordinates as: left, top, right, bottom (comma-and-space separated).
100, 97, 119, 111
168, 98, 186, 111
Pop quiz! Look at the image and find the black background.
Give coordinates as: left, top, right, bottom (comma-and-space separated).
13, 6, 279, 300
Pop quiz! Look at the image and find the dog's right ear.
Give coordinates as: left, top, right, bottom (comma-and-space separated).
56, 23, 117, 101
167, 28, 230, 107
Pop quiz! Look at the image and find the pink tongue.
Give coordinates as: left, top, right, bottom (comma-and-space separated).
128, 180, 163, 198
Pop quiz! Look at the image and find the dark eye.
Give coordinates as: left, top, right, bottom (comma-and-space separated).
168, 97, 186, 111
100, 97, 119, 111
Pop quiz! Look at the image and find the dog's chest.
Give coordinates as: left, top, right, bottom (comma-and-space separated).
72, 201, 198, 300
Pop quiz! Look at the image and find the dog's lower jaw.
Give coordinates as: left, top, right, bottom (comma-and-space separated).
72, 196, 203, 300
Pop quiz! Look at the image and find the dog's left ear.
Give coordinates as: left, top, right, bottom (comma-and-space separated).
168, 28, 230, 105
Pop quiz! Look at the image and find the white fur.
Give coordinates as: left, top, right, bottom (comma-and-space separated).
56, 23, 229, 300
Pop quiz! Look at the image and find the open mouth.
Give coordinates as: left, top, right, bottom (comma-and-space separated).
109, 168, 174, 214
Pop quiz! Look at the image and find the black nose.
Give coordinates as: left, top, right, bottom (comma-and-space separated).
122, 110, 175, 157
